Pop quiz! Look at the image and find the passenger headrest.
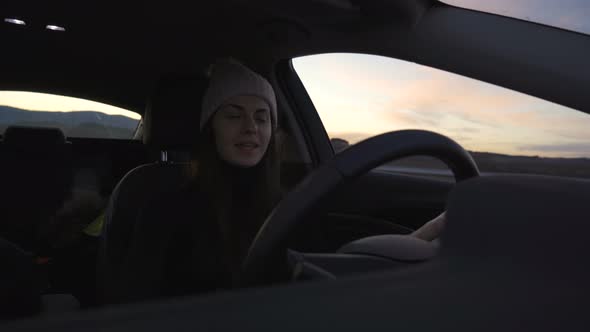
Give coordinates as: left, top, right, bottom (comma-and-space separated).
442, 175, 590, 272
143, 76, 208, 151
3, 126, 66, 146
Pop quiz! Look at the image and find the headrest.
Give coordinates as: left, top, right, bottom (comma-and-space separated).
143, 76, 208, 151
442, 175, 590, 272
3, 126, 66, 146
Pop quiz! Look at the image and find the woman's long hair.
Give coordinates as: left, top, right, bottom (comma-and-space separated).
187, 117, 283, 273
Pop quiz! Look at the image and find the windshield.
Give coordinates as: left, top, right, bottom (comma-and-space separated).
442, 0, 590, 35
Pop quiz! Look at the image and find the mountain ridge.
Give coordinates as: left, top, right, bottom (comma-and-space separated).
0, 105, 139, 139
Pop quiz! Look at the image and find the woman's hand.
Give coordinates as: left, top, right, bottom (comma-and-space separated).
411, 212, 446, 241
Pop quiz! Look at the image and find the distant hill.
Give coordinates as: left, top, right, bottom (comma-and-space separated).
385, 152, 590, 179
0, 105, 139, 139
330, 137, 590, 179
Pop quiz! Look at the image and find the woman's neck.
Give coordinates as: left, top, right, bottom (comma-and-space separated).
218, 159, 259, 193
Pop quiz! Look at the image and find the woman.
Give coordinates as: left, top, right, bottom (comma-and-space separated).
113, 58, 282, 303
185, 58, 283, 285
114, 58, 445, 303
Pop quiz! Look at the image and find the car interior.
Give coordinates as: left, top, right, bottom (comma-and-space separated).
1, 0, 590, 329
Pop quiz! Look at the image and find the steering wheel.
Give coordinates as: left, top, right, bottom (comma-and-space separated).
242, 130, 479, 284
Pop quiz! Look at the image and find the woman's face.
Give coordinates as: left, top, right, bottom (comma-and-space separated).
211, 95, 272, 168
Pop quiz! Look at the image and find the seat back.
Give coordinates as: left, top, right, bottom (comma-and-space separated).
0, 126, 72, 252
0, 237, 42, 319
97, 76, 207, 303
98, 162, 188, 302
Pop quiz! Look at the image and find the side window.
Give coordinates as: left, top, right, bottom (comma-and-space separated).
0, 91, 141, 140
293, 53, 590, 179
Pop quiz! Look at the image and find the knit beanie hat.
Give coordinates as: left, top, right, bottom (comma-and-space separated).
201, 58, 277, 131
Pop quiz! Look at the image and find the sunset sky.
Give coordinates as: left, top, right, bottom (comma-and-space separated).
0, 91, 141, 119
293, 53, 590, 158
445, 0, 590, 35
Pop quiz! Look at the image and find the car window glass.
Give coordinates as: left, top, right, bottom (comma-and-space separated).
0, 91, 141, 140
442, 0, 590, 36
293, 53, 590, 179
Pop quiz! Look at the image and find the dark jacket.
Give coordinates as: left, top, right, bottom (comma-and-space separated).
111, 185, 228, 303
112, 165, 273, 304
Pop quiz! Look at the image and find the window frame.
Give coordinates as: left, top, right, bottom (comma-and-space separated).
275, 59, 335, 167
